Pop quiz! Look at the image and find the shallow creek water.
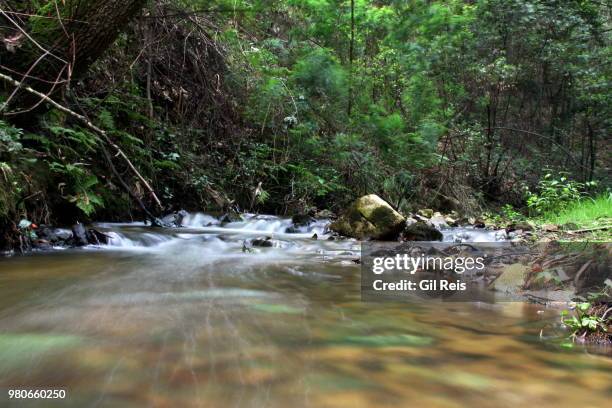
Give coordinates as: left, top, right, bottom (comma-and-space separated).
0, 214, 610, 407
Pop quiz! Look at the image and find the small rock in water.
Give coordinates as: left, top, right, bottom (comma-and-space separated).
402, 222, 443, 242
453, 232, 471, 243
314, 209, 334, 218
38, 227, 73, 245
54, 228, 73, 241
291, 214, 315, 227
495, 230, 507, 241
507, 221, 533, 232
251, 237, 274, 247
444, 215, 459, 227
468, 217, 486, 228
428, 215, 449, 229
220, 212, 244, 223
88, 229, 109, 245
71, 223, 89, 246
161, 210, 189, 227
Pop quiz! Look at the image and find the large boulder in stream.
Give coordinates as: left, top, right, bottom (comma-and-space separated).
329, 194, 405, 240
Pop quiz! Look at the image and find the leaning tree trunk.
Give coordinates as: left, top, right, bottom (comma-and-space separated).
0, 0, 147, 103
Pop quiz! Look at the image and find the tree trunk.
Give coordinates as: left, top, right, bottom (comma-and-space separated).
1, 0, 146, 96
347, 0, 354, 116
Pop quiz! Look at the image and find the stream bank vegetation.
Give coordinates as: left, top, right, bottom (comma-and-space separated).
521, 240, 611, 346
560, 282, 612, 346
0, 0, 610, 249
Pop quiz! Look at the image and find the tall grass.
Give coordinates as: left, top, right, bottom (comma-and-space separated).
540, 194, 612, 227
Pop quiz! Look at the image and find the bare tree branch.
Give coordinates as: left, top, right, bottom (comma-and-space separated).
0, 9, 68, 65
0, 71, 163, 213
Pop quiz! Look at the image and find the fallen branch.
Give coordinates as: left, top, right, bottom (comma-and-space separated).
99, 144, 161, 225
566, 225, 611, 234
0, 71, 163, 213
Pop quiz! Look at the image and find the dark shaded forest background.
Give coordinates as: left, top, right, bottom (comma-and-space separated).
0, 0, 610, 235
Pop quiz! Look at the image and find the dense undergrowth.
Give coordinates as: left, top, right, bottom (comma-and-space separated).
0, 1, 610, 247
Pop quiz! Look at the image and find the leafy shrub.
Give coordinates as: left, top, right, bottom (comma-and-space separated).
0, 121, 23, 153
525, 173, 595, 215
49, 163, 103, 216
501, 204, 522, 221
291, 48, 347, 103
561, 301, 608, 339
0, 121, 24, 219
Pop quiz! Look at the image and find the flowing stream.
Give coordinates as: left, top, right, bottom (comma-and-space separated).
0, 214, 610, 407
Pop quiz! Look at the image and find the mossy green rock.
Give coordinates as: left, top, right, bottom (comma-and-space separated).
329, 194, 405, 240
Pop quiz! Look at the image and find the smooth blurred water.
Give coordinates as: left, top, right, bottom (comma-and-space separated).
0, 215, 610, 407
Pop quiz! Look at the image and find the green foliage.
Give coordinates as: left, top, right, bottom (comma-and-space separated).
561, 301, 608, 339
485, 203, 525, 226
0, 121, 23, 153
47, 125, 99, 152
537, 194, 612, 240
212, 0, 610, 212
0, 121, 24, 219
501, 204, 522, 221
292, 48, 347, 103
525, 174, 596, 216
49, 163, 103, 216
